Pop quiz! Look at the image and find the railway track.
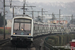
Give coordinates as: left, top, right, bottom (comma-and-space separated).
0, 39, 40, 50
0, 34, 52, 50
0, 40, 36, 50
0, 38, 10, 46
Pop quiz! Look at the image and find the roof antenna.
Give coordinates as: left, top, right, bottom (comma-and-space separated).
23, 0, 26, 16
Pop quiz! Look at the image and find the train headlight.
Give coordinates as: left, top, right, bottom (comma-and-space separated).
22, 29, 23, 31
29, 33, 31, 35
13, 33, 15, 34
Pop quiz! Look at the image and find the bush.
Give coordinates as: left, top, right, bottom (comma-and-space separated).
46, 35, 60, 46
46, 34, 75, 46
0, 29, 3, 34
0, 29, 10, 34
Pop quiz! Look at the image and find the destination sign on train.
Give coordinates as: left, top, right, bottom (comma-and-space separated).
14, 19, 31, 23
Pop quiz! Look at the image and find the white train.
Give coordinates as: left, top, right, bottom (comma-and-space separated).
11, 15, 74, 46
10, 15, 50, 46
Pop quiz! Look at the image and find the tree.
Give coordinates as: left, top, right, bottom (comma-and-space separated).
0, 13, 7, 27
35, 16, 43, 22
52, 13, 56, 20
70, 19, 75, 24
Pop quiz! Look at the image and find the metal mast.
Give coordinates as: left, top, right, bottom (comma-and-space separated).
3, 0, 5, 39
23, 0, 26, 15
71, 14, 73, 24
59, 9, 61, 23
42, 8, 43, 22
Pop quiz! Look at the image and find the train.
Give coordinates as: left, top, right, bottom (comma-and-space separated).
10, 15, 75, 46
10, 15, 50, 46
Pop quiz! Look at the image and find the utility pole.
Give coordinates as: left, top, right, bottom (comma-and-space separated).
3, 0, 35, 39
42, 8, 43, 22
5, 0, 35, 17
23, 0, 26, 15
3, 0, 5, 39
32, 11, 34, 19
71, 14, 73, 24
59, 9, 61, 23
45, 9, 61, 23
44, 13, 59, 23
41, 8, 47, 22
26, 10, 47, 20
13, 7, 14, 17
61, 15, 74, 23
10, 0, 12, 8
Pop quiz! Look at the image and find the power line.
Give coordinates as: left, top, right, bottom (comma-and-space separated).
25, 9, 47, 20
3, 0, 36, 39
5, 0, 36, 17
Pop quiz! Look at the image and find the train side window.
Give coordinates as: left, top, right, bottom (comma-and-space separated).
43, 25, 44, 29
39, 25, 40, 30
34, 25, 35, 30
40, 25, 41, 30
34, 24, 38, 30
38, 24, 39, 30
40, 25, 42, 30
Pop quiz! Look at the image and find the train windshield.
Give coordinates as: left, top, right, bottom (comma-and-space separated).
13, 18, 31, 32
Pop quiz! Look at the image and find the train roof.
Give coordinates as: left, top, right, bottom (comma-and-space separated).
13, 15, 32, 20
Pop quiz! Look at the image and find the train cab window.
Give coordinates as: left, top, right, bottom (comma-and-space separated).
14, 23, 19, 30
23, 24, 31, 31
14, 18, 31, 33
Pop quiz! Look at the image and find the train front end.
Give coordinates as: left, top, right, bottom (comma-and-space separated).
10, 17, 33, 46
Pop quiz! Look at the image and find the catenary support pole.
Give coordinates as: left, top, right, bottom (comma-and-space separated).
3, 0, 5, 39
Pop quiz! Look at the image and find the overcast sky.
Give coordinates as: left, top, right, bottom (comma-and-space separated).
19, 0, 75, 3
0, 0, 75, 22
